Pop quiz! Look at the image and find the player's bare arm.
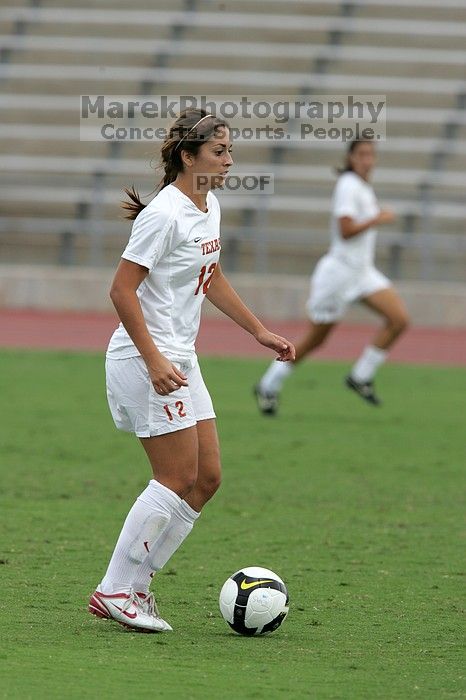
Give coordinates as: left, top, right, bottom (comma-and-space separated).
339, 209, 395, 240
110, 258, 188, 394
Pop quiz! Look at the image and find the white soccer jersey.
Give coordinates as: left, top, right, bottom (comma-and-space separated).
328, 171, 380, 268
106, 184, 221, 362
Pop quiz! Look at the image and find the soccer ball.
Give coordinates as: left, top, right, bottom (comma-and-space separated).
219, 566, 289, 636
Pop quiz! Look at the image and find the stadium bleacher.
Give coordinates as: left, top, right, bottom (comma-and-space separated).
0, 0, 465, 278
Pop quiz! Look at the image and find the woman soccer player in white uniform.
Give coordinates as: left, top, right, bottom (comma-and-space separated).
88, 109, 295, 632
255, 139, 409, 414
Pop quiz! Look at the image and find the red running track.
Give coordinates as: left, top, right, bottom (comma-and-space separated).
0, 309, 465, 366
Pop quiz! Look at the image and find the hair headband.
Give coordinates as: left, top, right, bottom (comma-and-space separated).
174, 114, 215, 151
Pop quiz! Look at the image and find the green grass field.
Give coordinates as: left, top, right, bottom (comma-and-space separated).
0, 350, 464, 700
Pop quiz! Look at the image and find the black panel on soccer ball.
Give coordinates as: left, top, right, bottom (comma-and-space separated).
260, 611, 287, 635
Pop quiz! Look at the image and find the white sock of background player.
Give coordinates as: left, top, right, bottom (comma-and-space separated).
259, 360, 294, 394
351, 345, 387, 383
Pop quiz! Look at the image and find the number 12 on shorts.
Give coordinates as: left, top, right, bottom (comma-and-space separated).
163, 401, 187, 421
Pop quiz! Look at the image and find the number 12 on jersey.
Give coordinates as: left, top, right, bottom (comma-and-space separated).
194, 263, 217, 296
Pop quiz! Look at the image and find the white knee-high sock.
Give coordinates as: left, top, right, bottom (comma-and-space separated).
132, 500, 200, 594
259, 360, 293, 394
100, 479, 181, 594
351, 345, 387, 383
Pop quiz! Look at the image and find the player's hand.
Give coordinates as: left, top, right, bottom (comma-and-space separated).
146, 355, 188, 396
377, 209, 396, 225
254, 328, 296, 362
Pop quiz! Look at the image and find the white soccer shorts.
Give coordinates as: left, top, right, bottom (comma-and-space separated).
106, 355, 216, 437
307, 254, 391, 324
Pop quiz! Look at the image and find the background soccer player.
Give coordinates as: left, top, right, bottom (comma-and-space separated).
255, 139, 409, 413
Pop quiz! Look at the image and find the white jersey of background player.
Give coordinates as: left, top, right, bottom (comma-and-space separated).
329, 169, 379, 269
89, 109, 295, 633
256, 139, 409, 413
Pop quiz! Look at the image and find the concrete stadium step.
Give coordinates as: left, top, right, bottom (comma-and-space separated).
385, 123, 445, 140
0, 20, 15, 33
182, 26, 331, 43
0, 77, 149, 97
1, 198, 120, 221
325, 57, 465, 81
197, 1, 341, 17
40, 0, 192, 9
208, 0, 351, 16
166, 53, 314, 73
351, 2, 466, 23
0, 110, 76, 127
11, 50, 156, 68
444, 152, 466, 172
342, 32, 466, 50
280, 147, 434, 171
26, 22, 173, 40
1, 59, 460, 95
0, 232, 127, 267
0, 140, 111, 158
8, 0, 466, 18
3, 7, 465, 36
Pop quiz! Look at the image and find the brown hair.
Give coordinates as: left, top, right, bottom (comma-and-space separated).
122, 109, 229, 220
337, 139, 375, 175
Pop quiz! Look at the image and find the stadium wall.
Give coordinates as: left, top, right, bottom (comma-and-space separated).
0, 264, 465, 328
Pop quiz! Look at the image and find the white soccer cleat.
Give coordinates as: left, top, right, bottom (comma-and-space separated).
136, 591, 173, 631
88, 587, 167, 632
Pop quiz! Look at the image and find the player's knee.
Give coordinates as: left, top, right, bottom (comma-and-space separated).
197, 470, 222, 501
210, 471, 222, 496
168, 465, 198, 498
181, 470, 198, 496
390, 313, 409, 335
313, 333, 327, 349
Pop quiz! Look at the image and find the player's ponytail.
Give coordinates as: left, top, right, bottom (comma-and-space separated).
121, 185, 147, 220
122, 109, 229, 220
